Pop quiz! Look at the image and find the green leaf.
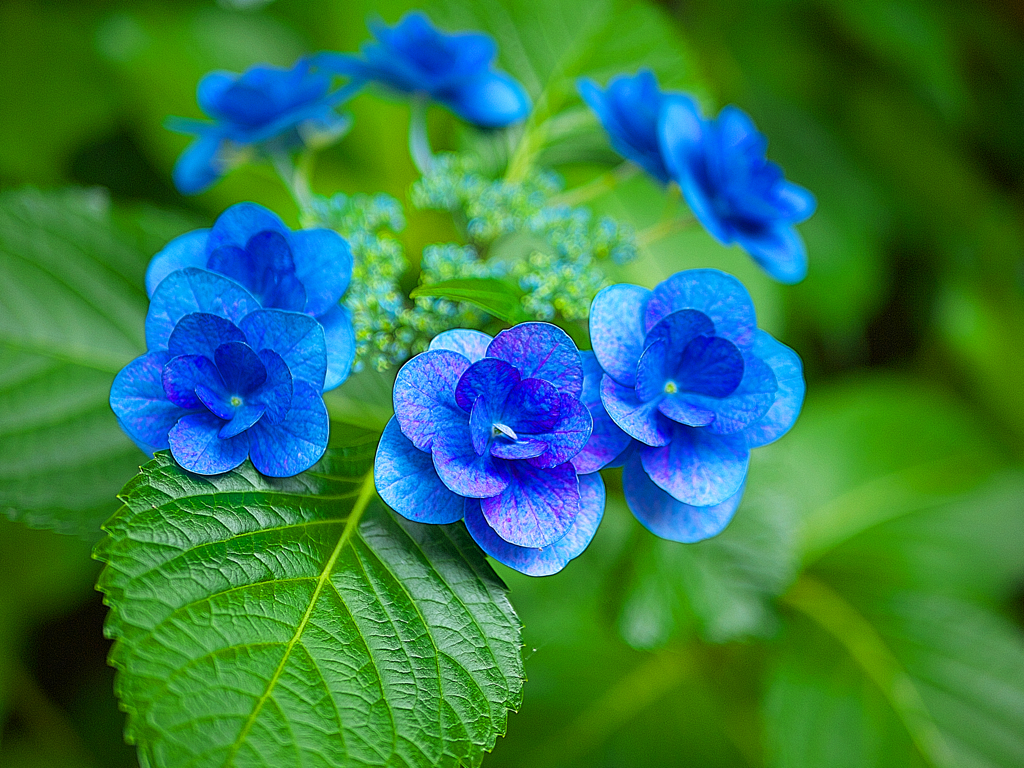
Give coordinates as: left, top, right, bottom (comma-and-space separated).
0, 187, 157, 535
95, 432, 524, 768
412, 277, 529, 324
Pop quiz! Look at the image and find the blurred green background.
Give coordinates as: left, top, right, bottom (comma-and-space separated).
2, 0, 1023, 766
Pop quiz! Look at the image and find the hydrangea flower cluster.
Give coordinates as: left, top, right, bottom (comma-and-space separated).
580, 70, 816, 284
589, 269, 804, 541
374, 324, 607, 576
168, 58, 355, 194
317, 11, 531, 128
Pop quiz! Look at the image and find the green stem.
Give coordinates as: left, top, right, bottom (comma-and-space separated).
270, 152, 313, 216
549, 161, 639, 206
408, 94, 434, 175
783, 576, 957, 768
636, 215, 696, 248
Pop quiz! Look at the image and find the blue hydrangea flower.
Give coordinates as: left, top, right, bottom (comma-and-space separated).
374, 324, 606, 576
168, 58, 355, 194
145, 202, 355, 391
578, 70, 672, 183
659, 99, 816, 284
317, 12, 531, 128
110, 270, 329, 477
589, 269, 805, 541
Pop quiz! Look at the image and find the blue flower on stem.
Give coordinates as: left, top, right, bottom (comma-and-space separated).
374, 324, 606, 576
589, 269, 805, 541
316, 12, 531, 129
659, 99, 816, 284
168, 58, 358, 194
146, 202, 354, 390
110, 271, 329, 477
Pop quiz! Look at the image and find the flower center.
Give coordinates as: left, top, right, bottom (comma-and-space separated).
230, 395, 243, 408
492, 423, 518, 441
663, 380, 678, 395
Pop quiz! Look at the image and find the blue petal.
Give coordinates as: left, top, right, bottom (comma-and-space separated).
374, 417, 466, 524
247, 381, 328, 477
162, 354, 225, 410
206, 202, 289, 255
429, 329, 493, 362
525, 394, 593, 470
431, 421, 508, 498
743, 331, 805, 448
644, 309, 716, 356
173, 133, 226, 195
208, 231, 306, 312
634, 339, 672, 402
623, 453, 743, 542
572, 352, 631, 474
440, 69, 531, 127
195, 382, 235, 421
500, 378, 561, 434
589, 283, 651, 387
318, 302, 356, 392
196, 71, 235, 117
168, 412, 250, 475
145, 229, 210, 297
392, 350, 470, 452
480, 460, 580, 548
640, 424, 749, 507
490, 435, 549, 461
682, 351, 777, 435
469, 397, 496, 456
455, 358, 520, 413
487, 322, 583, 396
644, 269, 757, 349
775, 181, 817, 222
214, 341, 267, 395
658, 395, 716, 429
110, 351, 185, 453
735, 224, 808, 285
674, 335, 745, 397
147, 269, 260, 352
600, 374, 672, 446
289, 228, 353, 316
465, 472, 605, 576
219, 403, 266, 439
166, 312, 246, 360
239, 309, 327, 392
249, 349, 293, 425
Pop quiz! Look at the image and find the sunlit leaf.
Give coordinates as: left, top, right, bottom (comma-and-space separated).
412, 277, 528, 324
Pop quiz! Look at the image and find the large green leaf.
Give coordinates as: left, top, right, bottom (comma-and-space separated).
0, 187, 156, 535
95, 432, 524, 768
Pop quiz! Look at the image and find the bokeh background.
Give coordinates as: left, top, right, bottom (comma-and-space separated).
2, 0, 1024, 766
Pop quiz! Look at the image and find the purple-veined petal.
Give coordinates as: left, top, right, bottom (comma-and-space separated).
465, 471, 605, 576
589, 283, 650, 387
525, 394, 593, 470
683, 351, 777, 435
318, 302, 355, 392
572, 352, 631, 473
480, 460, 580, 548
289, 228, 353, 316
600, 375, 672, 447
168, 412, 249, 475
469, 397, 494, 456
206, 202, 289, 254
392, 350, 470, 452
500, 378, 561, 434
657, 396, 716, 427
219, 403, 266, 439
249, 349, 293, 425
623, 453, 743, 542
640, 424, 749, 507
247, 381, 328, 477
110, 351, 186, 453
743, 330, 805, 448
374, 417, 466, 524
490, 435, 549, 460
145, 229, 210, 297
644, 269, 757, 349
147, 269, 260, 352
239, 309, 327, 392
487, 322, 583, 396
455, 358, 520, 412
429, 329, 493, 362
162, 354, 225, 411
432, 422, 508, 498
735, 224, 808, 285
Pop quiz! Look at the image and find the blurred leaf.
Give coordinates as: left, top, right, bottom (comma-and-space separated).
412, 277, 528, 323
95, 433, 524, 768
0, 187, 157, 535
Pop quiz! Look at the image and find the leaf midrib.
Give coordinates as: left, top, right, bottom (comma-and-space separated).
220, 470, 378, 768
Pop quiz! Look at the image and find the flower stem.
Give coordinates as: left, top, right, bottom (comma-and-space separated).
408, 94, 434, 174
549, 161, 639, 206
636, 215, 696, 248
270, 152, 314, 216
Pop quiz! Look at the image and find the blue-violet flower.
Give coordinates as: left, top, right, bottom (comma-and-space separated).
145, 202, 355, 391
317, 12, 531, 128
374, 324, 606, 576
589, 269, 805, 541
168, 58, 354, 194
110, 270, 330, 477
